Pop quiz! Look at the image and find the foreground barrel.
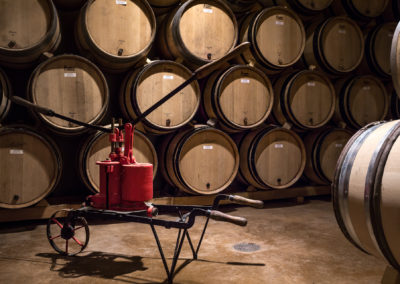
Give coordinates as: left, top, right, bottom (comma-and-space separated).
364, 22, 396, 78
333, 119, 400, 270
0, 126, 62, 209
303, 16, 364, 75
303, 128, 352, 185
240, 7, 305, 73
27, 54, 109, 135
161, 125, 239, 195
76, 0, 156, 72
0, 68, 11, 123
158, 0, 238, 68
120, 60, 200, 134
0, 0, 61, 68
203, 65, 274, 132
79, 128, 157, 193
238, 126, 306, 189
334, 75, 388, 129
271, 70, 336, 131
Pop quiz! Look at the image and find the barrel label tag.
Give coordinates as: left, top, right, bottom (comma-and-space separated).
163, 75, 174, 80
307, 81, 316, 87
389, 33, 394, 37
338, 28, 346, 34
363, 85, 371, 91
241, 79, 250, 84
64, 72, 76, 78
203, 7, 213, 13
275, 20, 284, 26
274, 144, 284, 148
335, 144, 343, 148
203, 145, 213, 150
116, 0, 127, 5
9, 149, 23, 155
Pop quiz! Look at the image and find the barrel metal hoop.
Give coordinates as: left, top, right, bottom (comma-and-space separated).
369, 121, 400, 270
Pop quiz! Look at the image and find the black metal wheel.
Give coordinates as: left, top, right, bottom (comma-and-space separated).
46, 209, 90, 256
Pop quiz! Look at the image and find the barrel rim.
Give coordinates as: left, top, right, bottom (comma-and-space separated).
129, 60, 201, 132
211, 64, 274, 130
79, 0, 156, 63
0, 125, 62, 209
170, 0, 238, 66
27, 54, 110, 134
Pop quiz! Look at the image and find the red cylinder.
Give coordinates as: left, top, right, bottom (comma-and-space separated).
121, 163, 153, 202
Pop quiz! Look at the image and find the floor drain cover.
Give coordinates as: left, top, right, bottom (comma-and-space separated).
233, 242, 260, 252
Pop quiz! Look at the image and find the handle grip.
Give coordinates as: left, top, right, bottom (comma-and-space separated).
208, 210, 247, 227
228, 195, 264, 209
11, 96, 54, 116
194, 42, 251, 79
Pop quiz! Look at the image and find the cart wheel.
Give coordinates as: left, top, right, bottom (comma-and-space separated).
46, 210, 90, 256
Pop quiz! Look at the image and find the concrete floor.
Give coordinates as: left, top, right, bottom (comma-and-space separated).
0, 197, 387, 284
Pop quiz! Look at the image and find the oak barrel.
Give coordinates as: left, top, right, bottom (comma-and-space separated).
238, 126, 306, 189
157, 0, 238, 69
271, 70, 336, 131
203, 65, 274, 132
0, 126, 62, 209
258, 0, 333, 15
75, 0, 156, 72
120, 60, 200, 134
160, 125, 239, 195
303, 128, 352, 185
239, 6, 305, 72
0, 0, 61, 68
364, 22, 396, 78
79, 128, 157, 193
333, 119, 400, 271
330, 0, 389, 20
334, 75, 388, 129
27, 54, 109, 135
0, 68, 11, 123
303, 16, 364, 75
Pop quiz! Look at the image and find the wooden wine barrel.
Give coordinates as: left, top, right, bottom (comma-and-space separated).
239, 6, 305, 73
0, 0, 61, 69
203, 65, 274, 132
238, 126, 306, 189
79, 128, 157, 193
303, 128, 353, 185
391, 21, 400, 99
0, 68, 11, 123
271, 70, 336, 131
303, 16, 364, 75
52, 0, 87, 10
76, 0, 156, 72
120, 60, 200, 134
259, 0, 333, 15
0, 126, 62, 209
157, 0, 238, 69
330, 0, 389, 20
160, 125, 239, 195
332, 119, 400, 271
27, 54, 109, 135
334, 75, 388, 129
364, 22, 396, 78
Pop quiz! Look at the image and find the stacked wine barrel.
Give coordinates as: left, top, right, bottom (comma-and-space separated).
0, 0, 395, 209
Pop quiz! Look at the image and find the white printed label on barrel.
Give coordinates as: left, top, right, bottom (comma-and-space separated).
241, 79, 250, 84
64, 73, 76, 78
338, 29, 347, 34
203, 145, 213, 150
203, 8, 213, 13
274, 143, 284, 148
9, 149, 23, 155
275, 20, 284, 26
116, 0, 127, 5
363, 85, 371, 91
307, 81, 316, 87
163, 75, 174, 80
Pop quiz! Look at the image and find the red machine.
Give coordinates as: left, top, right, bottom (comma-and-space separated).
88, 122, 154, 213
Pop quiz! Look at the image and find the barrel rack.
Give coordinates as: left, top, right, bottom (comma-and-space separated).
0, 185, 330, 223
